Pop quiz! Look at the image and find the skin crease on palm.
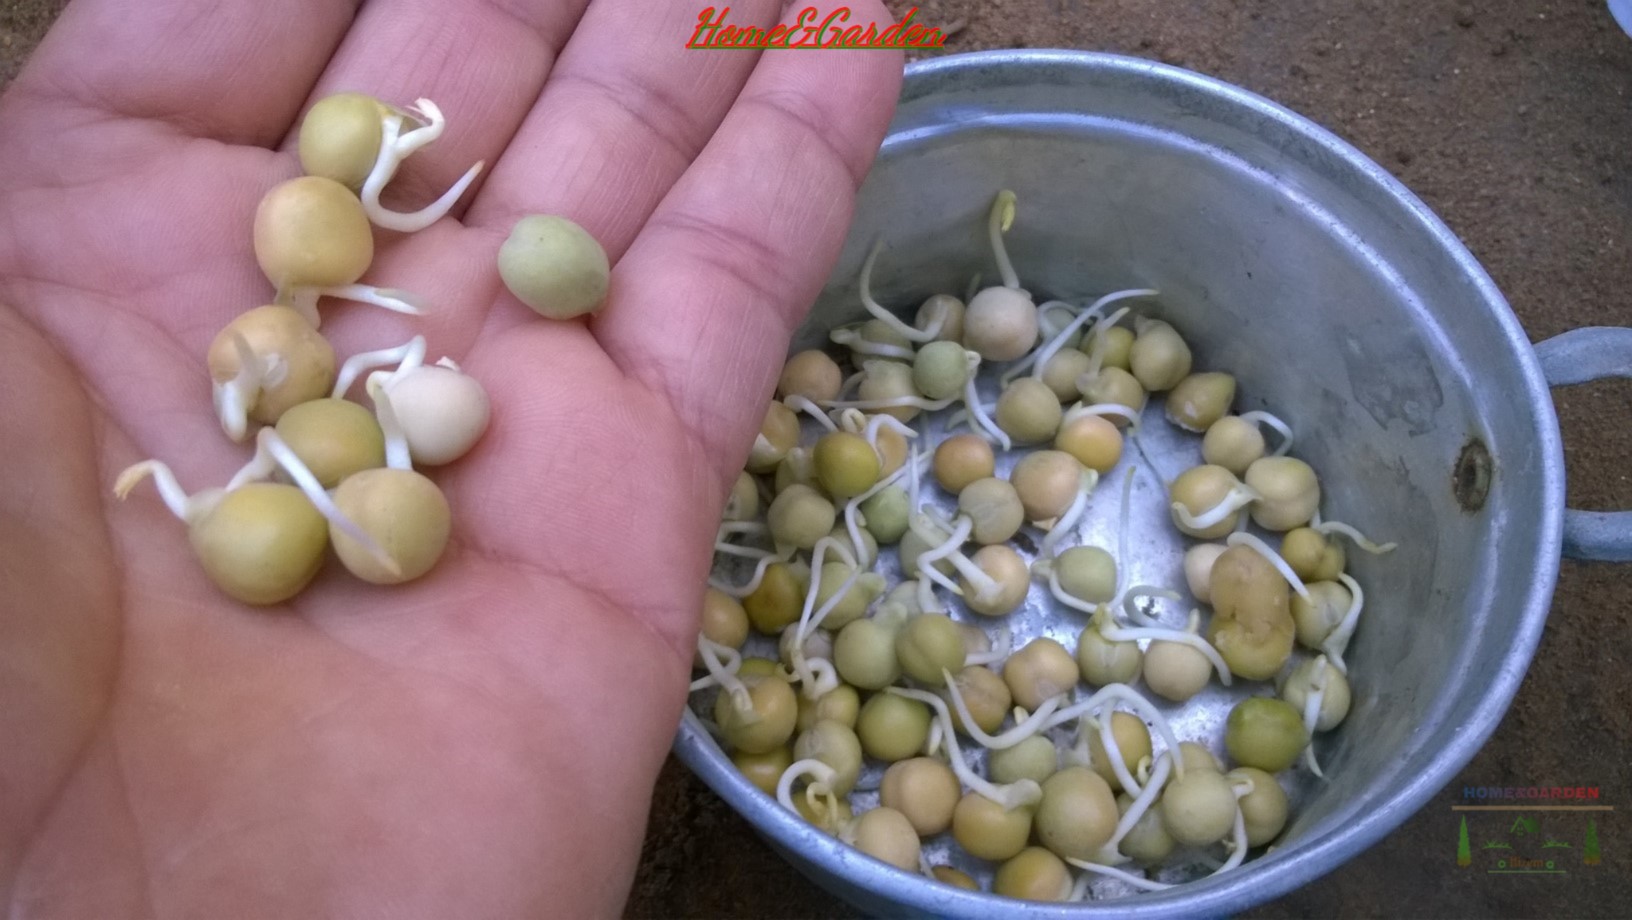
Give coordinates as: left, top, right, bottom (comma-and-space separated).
0, 0, 901, 916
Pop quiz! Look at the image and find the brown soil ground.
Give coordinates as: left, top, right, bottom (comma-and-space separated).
4, 0, 1629, 917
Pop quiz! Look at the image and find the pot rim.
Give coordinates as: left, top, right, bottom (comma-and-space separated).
675, 48, 1565, 917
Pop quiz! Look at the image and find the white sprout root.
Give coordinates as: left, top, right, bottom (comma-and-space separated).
1172, 483, 1261, 532
820, 393, 956, 413
233, 428, 401, 578
1066, 858, 1172, 893
1210, 778, 1253, 878
112, 461, 222, 523
1314, 518, 1399, 554
1039, 470, 1099, 558
333, 335, 427, 399
1300, 655, 1330, 778
1093, 708, 1143, 797
1238, 410, 1294, 456
1041, 684, 1185, 781
1095, 750, 1174, 864
1003, 299, 1088, 384
986, 190, 1022, 290
941, 667, 1065, 749
1320, 573, 1366, 674
361, 98, 484, 233
775, 758, 839, 814
908, 512, 971, 599
827, 326, 916, 361
1225, 531, 1313, 601
857, 241, 943, 343
1081, 305, 1132, 381
213, 332, 275, 442
690, 635, 744, 693
791, 537, 862, 698
1101, 606, 1233, 687
369, 384, 413, 472
1064, 401, 1144, 431
887, 686, 1044, 811
1030, 289, 1158, 385
963, 371, 1011, 450
783, 395, 839, 432
964, 624, 1012, 666
285, 285, 426, 329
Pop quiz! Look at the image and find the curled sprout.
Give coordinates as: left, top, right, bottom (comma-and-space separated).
1172, 481, 1262, 532
1067, 858, 1172, 893
1082, 306, 1133, 379
988, 190, 1021, 290
1039, 470, 1100, 558
941, 667, 1066, 749
1031, 290, 1158, 386
283, 285, 425, 329
1320, 573, 1366, 673
1120, 584, 1177, 629
886, 686, 1044, 811
1312, 515, 1399, 554
1038, 684, 1185, 782
828, 324, 916, 361
1225, 531, 1313, 601
1238, 410, 1294, 457
794, 537, 861, 645
1299, 655, 1333, 778
965, 624, 1013, 667
963, 365, 1012, 450
857, 241, 945, 343
775, 758, 840, 815
112, 462, 223, 523
360, 98, 485, 233
1215, 777, 1254, 877
709, 544, 794, 598
691, 635, 745, 694
1063, 401, 1143, 432
223, 427, 399, 576
213, 332, 278, 442
789, 538, 867, 698
783, 394, 839, 432
1103, 603, 1233, 687
333, 335, 427, 399
841, 448, 928, 565
909, 511, 1015, 610
1045, 569, 1098, 615
1094, 750, 1174, 864
1090, 709, 1144, 797
837, 370, 865, 399
911, 513, 972, 598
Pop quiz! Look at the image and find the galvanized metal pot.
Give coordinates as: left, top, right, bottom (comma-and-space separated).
675, 50, 1632, 917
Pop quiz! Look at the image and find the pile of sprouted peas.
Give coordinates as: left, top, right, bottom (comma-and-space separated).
689, 191, 1398, 901
116, 93, 606, 604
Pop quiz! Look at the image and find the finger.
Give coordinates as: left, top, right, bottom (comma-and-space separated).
10, 0, 358, 146
291, 0, 591, 217
596, 1, 902, 473
464, 0, 783, 257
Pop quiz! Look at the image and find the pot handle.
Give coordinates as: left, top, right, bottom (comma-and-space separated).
1534, 327, 1632, 562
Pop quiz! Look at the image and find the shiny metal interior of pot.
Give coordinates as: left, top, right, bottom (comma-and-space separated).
677, 50, 1561, 917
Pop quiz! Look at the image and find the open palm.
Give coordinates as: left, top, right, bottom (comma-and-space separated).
0, 1, 899, 915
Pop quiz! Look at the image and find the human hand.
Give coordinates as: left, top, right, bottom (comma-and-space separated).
0, 1, 899, 915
